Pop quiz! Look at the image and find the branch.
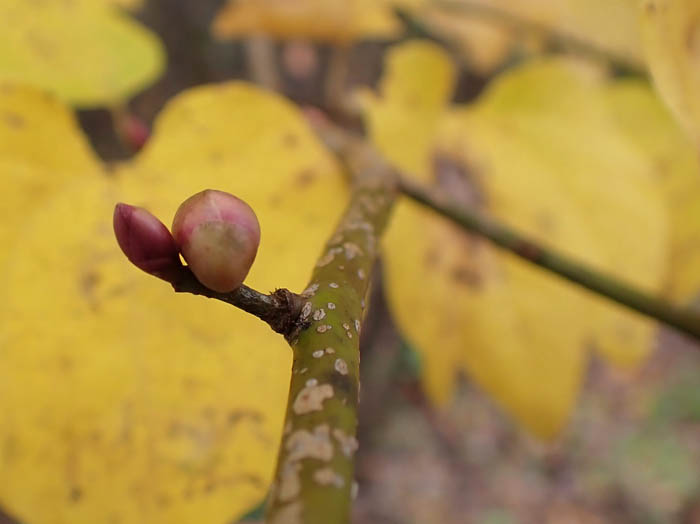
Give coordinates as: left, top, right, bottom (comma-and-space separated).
172, 267, 303, 337
324, 45, 351, 116
265, 133, 398, 523
399, 176, 700, 342
310, 118, 700, 342
245, 35, 281, 91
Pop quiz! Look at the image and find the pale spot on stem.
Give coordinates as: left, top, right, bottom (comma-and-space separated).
293, 383, 334, 414
334, 358, 348, 375
287, 424, 333, 461
269, 501, 302, 524
333, 428, 359, 457
313, 467, 345, 488
278, 462, 302, 502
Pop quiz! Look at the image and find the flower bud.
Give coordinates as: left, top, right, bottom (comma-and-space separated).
114, 111, 150, 152
172, 190, 260, 293
113, 203, 183, 283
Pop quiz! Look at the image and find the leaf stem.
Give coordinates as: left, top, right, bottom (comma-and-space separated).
265, 133, 398, 523
245, 35, 281, 91
324, 44, 351, 117
172, 267, 303, 337
399, 175, 700, 342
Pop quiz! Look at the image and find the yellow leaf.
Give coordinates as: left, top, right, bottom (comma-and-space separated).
107, 0, 143, 9
639, 0, 700, 149
0, 86, 99, 172
358, 41, 455, 180
421, 9, 515, 74
0, 86, 99, 267
430, 0, 644, 68
368, 42, 667, 437
0, 0, 165, 106
604, 80, 700, 304
0, 84, 346, 524
212, 0, 411, 43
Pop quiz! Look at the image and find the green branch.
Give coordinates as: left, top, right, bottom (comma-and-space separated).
312, 117, 700, 342
265, 131, 398, 523
399, 175, 700, 342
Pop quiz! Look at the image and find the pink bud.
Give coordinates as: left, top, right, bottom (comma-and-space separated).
113, 203, 183, 283
115, 112, 151, 152
172, 190, 260, 293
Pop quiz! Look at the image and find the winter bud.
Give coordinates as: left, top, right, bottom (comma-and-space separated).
113, 203, 183, 283
114, 111, 150, 152
171, 190, 260, 293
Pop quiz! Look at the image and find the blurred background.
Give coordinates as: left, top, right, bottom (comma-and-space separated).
1, 1, 700, 523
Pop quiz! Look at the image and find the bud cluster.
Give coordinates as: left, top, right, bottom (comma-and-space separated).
113, 189, 260, 293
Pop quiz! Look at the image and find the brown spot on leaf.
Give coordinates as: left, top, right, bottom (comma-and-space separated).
227, 409, 264, 426
424, 247, 441, 269
450, 265, 481, 288
295, 169, 316, 188
69, 486, 82, 502
2, 111, 24, 129
687, 17, 700, 54
79, 269, 101, 311
283, 133, 299, 148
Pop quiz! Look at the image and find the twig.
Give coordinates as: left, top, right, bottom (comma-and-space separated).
324, 44, 351, 115
172, 267, 303, 337
399, 175, 700, 342
311, 116, 700, 342
265, 131, 398, 523
245, 35, 281, 91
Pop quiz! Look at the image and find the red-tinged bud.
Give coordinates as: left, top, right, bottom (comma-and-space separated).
115, 112, 150, 152
113, 203, 184, 283
172, 190, 260, 293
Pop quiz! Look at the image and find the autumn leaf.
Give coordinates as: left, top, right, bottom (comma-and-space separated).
364, 42, 671, 437
428, 0, 644, 68
0, 83, 346, 524
0, 0, 165, 106
412, 7, 517, 74
0, 86, 100, 267
603, 81, 700, 304
107, 0, 143, 9
639, 0, 700, 149
212, 0, 419, 44
359, 42, 455, 179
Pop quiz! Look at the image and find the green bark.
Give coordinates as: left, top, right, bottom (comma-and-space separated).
265, 140, 397, 524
